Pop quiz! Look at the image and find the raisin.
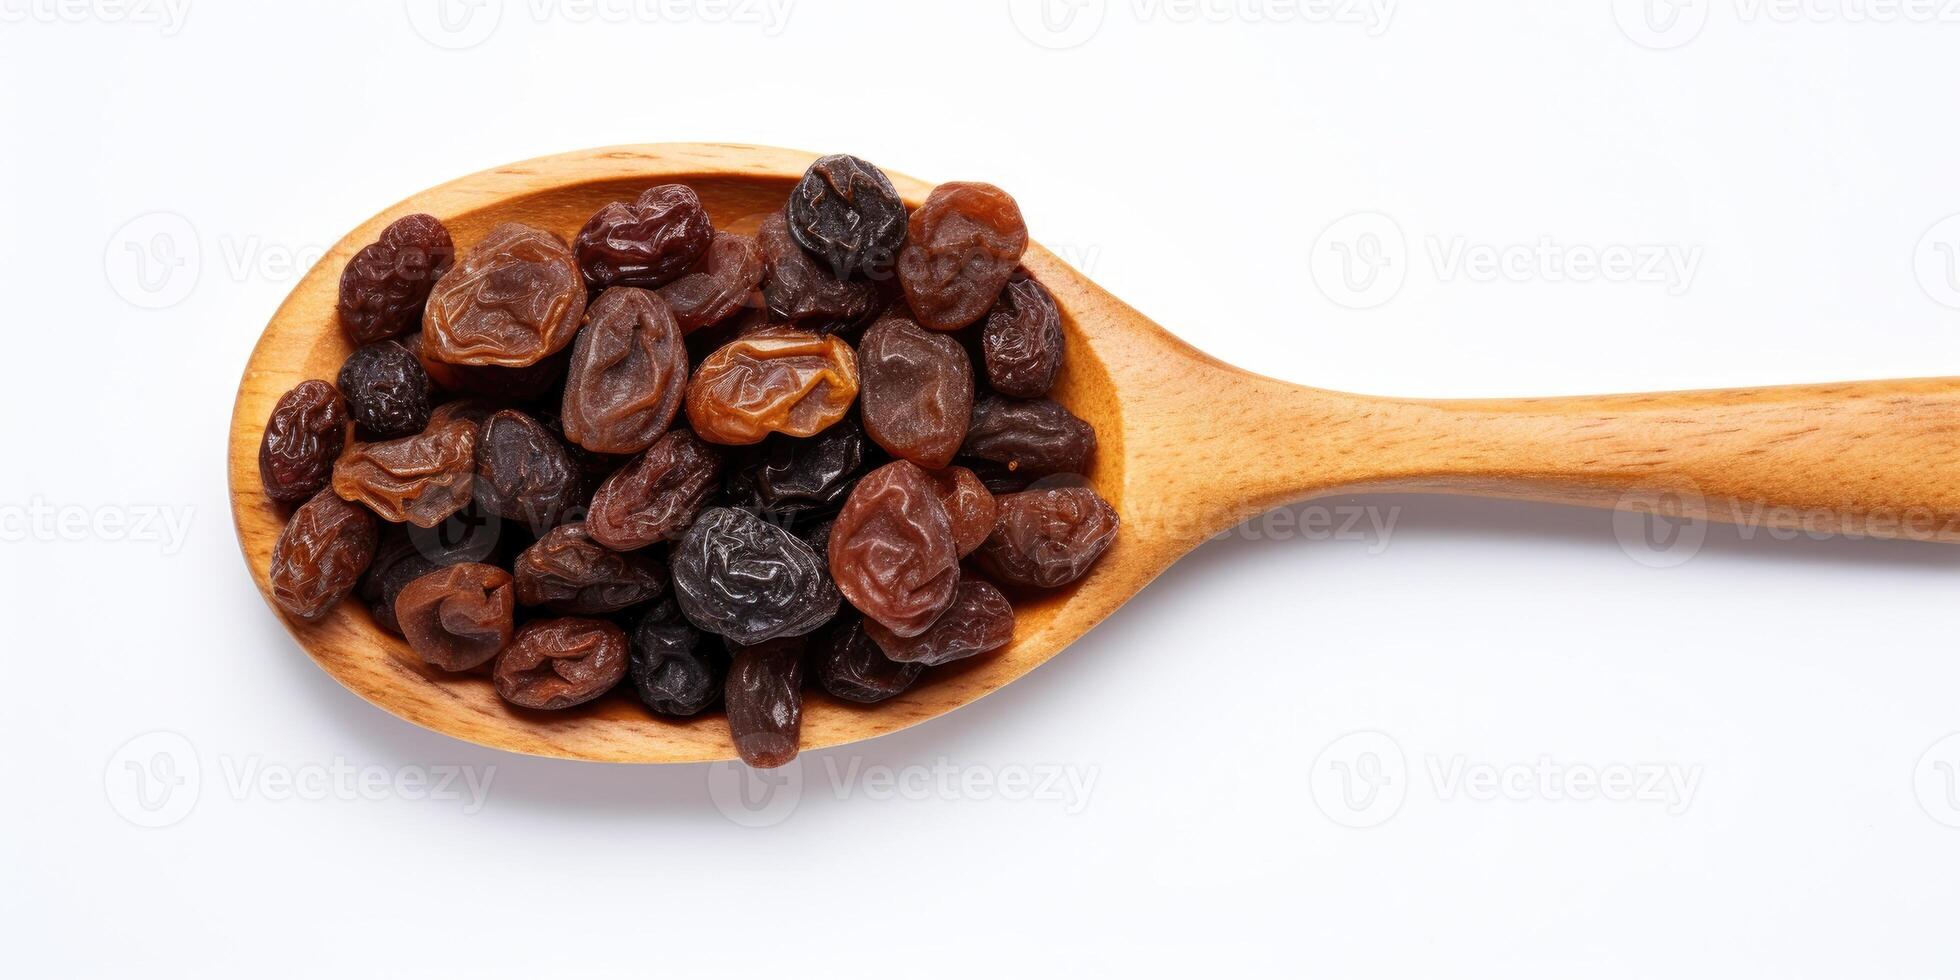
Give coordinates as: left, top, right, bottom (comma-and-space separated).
828, 460, 960, 638
977, 486, 1118, 588
331, 417, 478, 528
799, 517, 834, 558
493, 618, 629, 710
817, 613, 923, 703
560, 287, 688, 454
896, 182, 1028, 330
980, 275, 1064, 398
628, 598, 726, 717
587, 429, 721, 551
474, 409, 584, 534
670, 507, 840, 644
857, 313, 973, 468
964, 459, 1036, 496
512, 522, 668, 615
424, 222, 586, 368
269, 489, 378, 622
723, 415, 866, 520
574, 184, 714, 290
338, 213, 455, 345
786, 154, 907, 280
925, 465, 996, 557
865, 577, 1014, 666
657, 231, 764, 333
724, 636, 805, 769
757, 211, 877, 322
357, 529, 440, 635
685, 328, 860, 445
337, 341, 432, 439
419, 343, 571, 401
259, 380, 348, 505
962, 394, 1096, 477
395, 562, 515, 672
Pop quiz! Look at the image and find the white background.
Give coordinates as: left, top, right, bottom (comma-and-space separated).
5, 0, 1960, 976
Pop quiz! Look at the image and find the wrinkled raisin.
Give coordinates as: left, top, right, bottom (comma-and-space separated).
897, 183, 1027, 330
513, 522, 667, 614
575, 184, 714, 291
857, 314, 973, 468
337, 342, 432, 439
670, 507, 840, 644
865, 577, 1014, 666
724, 415, 866, 519
829, 460, 960, 637
724, 636, 805, 769
270, 489, 379, 622
419, 343, 571, 401
786, 154, 907, 280
474, 409, 584, 534
757, 211, 877, 322
685, 328, 859, 445
657, 231, 764, 333
977, 486, 1118, 588
817, 613, 923, 704
560, 287, 688, 454
981, 275, 1064, 398
493, 618, 629, 710
259, 380, 348, 505
395, 562, 515, 671
338, 213, 454, 345
332, 418, 478, 527
628, 598, 725, 717
926, 465, 996, 557
587, 429, 721, 551
424, 223, 586, 367
962, 394, 1096, 477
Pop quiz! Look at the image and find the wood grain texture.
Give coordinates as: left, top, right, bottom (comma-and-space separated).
230, 143, 1960, 764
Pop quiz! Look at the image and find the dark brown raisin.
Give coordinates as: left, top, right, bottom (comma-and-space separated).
857, 314, 973, 468
574, 184, 714, 290
828, 460, 960, 638
628, 598, 726, 717
474, 409, 584, 534
977, 486, 1118, 589
657, 231, 765, 333
560, 287, 688, 454
757, 211, 878, 322
587, 429, 721, 551
817, 613, 924, 703
512, 522, 668, 615
270, 489, 379, 622
980, 275, 1064, 398
723, 415, 867, 520
897, 183, 1028, 330
724, 636, 805, 769
493, 618, 629, 710
962, 394, 1096, 477
865, 577, 1014, 666
338, 213, 454, 345
424, 223, 586, 368
395, 562, 515, 671
670, 507, 840, 644
786, 154, 907, 280
337, 341, 432, 439
259, 380, 348, 505
925, 465, 996, 557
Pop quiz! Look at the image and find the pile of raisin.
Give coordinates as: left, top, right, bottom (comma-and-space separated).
260, 156, 1117, 769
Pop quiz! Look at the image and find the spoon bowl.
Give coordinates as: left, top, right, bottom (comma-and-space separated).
230, 143, 1960, 762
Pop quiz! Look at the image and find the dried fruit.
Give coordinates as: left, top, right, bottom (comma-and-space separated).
657, 231, 764, 332
865, 577, 1014, 666
977, 486, 1118, 588
513, 522, 668, 614
587, 429, 721, 551
338, 213, 454, 345
786, 153, 907, 279
724, 636, 805, 768
575, 184, 715, 290
269, 489, 378, 622
817, 613, 923, 703
493, 618, 629, 710
758, 211, 877, 322
670, 507, 840, 644
357, 529, 439, 636
560, 287, 688, 454
980, 275, 1064, 398
857, 314, 973, 468
473, 409, 584, 534
259, 380, 348, 505
685, 328, 859, 445
395, 563, 515, 671
896, 182, 1027, 330
925, 465, 996, 557
419, 344, 570, 401
962, 394, 1096, 477
828, 460, 959, 638
628, 598, 725, 717
337, 341, 432, 439
424, 222, 585, 367
331, 417, 478, 527
723, 415, 866, 519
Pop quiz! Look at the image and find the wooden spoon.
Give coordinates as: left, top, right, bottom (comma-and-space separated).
229, 143, 1960, 763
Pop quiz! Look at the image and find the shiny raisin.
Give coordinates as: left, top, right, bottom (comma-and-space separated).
259, 380, 348, 505
560, 287, 688, 454
338, 213, 455, 345
724, 636, 805, 769
395, 562, 515, 672
685, 328, 859, 445
857, 314, 973, 468
865, 577, 1014, 666
977, 486, 1118, 588
828, 460, 960, 638
575, 184, 714, 290
269, 489, 379, 622
723, 415, 866, 519
332, 417, 478, 527
962, 394, 1096, 477
474, 409, 584, 534
981, 275, 1064, 397
817, 613, 923, 704
757, 211, 877, 322
587, 429, 721, 551
786, 153, 907, 280
657, 231, 764, 333
337, 342, 432, 439
896, 182, 1028, 330
424, 222, 585, 368
512, 522, 668, 615
925, 465, 996, 557
493, 618, 629, 710
670, 507, 840, 644
628, 598, 726, 717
